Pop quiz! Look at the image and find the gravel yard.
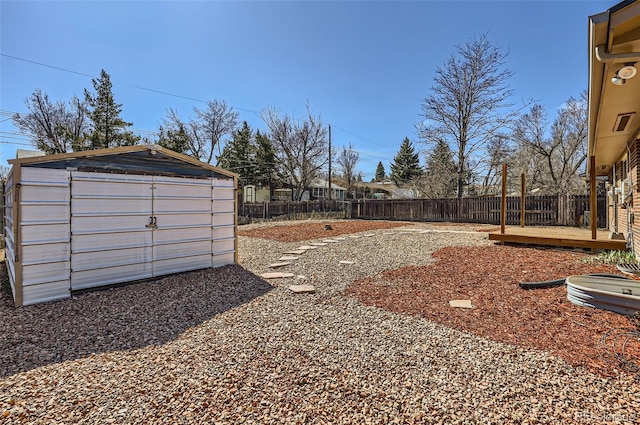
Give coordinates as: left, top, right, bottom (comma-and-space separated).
1, 220, 639, 424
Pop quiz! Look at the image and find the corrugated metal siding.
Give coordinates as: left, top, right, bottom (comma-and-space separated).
152, 176, 214, 275
4, 172, 16, 296
70, 172, 154, 290
212, 178, 235, 266
9, 160, 236, 306
19, 168, 71, 305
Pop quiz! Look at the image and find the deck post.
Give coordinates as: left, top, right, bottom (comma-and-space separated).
501, 163, 507, 234
590, 155, 597, 240
520, 173, 525, 228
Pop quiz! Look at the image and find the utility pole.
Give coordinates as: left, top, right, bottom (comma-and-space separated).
328, 124, 332, 201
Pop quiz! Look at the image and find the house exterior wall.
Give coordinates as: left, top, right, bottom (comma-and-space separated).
610, 138, 640, 256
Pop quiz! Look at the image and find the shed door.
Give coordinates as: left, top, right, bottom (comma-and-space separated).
152, 176, 213, 275
70, 172, 215, 291
70, 172, 154, 290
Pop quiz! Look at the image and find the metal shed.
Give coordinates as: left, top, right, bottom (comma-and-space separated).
4, 145, 238, 307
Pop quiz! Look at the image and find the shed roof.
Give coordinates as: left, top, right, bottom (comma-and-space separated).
8, 145, 238, 180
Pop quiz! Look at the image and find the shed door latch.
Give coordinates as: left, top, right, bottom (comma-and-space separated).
145, 216, 158, 229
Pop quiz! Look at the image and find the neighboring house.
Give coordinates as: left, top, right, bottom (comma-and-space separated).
242, 185, 271, 203
269, 179, 346, 201
588, 0, 640, 253
309, 178, 346, 200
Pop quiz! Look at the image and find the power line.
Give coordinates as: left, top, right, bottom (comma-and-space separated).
0, 53, 95, 78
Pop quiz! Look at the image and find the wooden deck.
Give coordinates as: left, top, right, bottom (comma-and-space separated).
488, 226, 628, 250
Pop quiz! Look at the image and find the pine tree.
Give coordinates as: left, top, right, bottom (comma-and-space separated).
83, 69, 139, 150
422, 139, 457, 198
156, 124, 189, 154
375, 161, 386, 181
254, 130, 278, 193
217, 121, 255, 186
390, 137, 422, 186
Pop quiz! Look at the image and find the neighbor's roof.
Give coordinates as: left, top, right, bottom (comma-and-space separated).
310, 178, 347, 190
8, 145, 238, 179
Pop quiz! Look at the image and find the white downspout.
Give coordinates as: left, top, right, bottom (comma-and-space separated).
595, 45, 640, 63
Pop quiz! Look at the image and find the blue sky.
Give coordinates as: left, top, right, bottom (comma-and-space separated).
1, 0, 611, 179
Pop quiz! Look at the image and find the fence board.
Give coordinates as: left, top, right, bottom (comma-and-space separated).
238, 195, 607, 228
349, 195, 606, 227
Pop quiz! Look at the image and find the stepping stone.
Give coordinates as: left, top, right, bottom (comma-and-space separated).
279, 255, 299, 261
283, 250, 306, 255
311, 242, 328, 246
261, 272, 295, 279
334, 237, 347, 241
269, 262, 292, 268
339, 260, 355, 265
322, 239, 339, 243
348, 235, 361, 239
288, 284, 316, 294
382, 232, 395, 235
296, 275, 308, 280
363, 234, 375, 237
297, 245, 318, 250
449, 300, 473, 309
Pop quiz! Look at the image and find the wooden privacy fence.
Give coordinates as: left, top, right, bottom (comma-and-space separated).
239, 199, 347, 219
349, 195, 607, 227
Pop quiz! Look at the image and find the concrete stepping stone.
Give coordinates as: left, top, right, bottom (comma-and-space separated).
322, 239, 339, 243
449, 300, 474, 309
348, 235, 361, 239
279, 255, 300, 261
283, 250, 306, 255
339, 260, 355, 265
382, 232, 395, 235
297, 245, 318, 250
334, 237, 347, 241
269, 262, 292, 268
261, 272, 295, 279
363, 233, 375, 237
288, 284, 316, 294
311, 242, 328, 246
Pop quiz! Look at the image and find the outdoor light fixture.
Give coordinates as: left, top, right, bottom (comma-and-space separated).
612, 63, 637, 85
618, 64, 637, 79
612, 74, 626, 85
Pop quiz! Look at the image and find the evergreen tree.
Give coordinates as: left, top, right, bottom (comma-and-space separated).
84, 69, 139, 150
390, 137, 423, 186
217, 121, 255, 186
156, 124, 190, 154
254, 130, 278, 193
422, 139, 457, 198
375, 161, 386, 181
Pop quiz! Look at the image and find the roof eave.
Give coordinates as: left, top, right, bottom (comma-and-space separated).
8, 145, 238, 179
587, 10, 610, 175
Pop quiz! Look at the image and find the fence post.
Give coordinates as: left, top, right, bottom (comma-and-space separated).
501, 163, 507, 234
520, 173, 525, 227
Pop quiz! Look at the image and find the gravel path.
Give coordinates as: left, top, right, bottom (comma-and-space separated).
1, 222, 639, 424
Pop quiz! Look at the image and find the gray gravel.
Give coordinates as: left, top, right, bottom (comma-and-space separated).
1, 222, 639, 424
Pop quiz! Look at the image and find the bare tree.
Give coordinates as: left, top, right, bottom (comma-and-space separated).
164, 100, 238, 164
261, 106, 328, 201
418, 33, 524, 198
478, 134, 513, 195
13, 89, 88, 154
336, 143, 359, 195
512, 91, 588, 195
